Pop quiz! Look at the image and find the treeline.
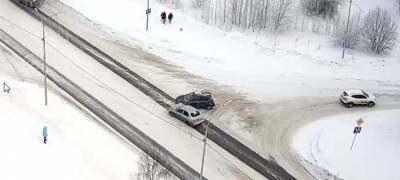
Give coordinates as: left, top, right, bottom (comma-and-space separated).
199, 0, 293, 33
157, 0, 399, 54
197, 0, 398, 54
333, 7, 398, 54
198, 0, 344, 32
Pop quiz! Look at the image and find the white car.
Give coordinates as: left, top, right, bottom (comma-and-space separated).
168, 103, 206, 126
340, 89, 376, 108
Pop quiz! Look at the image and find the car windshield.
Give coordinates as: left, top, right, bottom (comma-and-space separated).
190, 111, 200, 117
361, 91, 369, 97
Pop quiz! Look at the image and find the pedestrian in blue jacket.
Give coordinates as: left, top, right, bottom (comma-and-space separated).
42, 126, 48, 144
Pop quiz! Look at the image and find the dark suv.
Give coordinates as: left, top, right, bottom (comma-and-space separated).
175, 91, 215, 109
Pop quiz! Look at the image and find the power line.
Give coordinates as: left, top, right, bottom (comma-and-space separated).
0, 16, 42, 39
351, 1, 366, 14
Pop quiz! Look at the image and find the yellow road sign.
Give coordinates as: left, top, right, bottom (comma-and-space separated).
357, 118, 364, 126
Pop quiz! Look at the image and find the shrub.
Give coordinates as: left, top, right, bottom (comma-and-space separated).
361, 7, 398, 54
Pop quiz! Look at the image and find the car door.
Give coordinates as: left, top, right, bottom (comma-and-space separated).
190, 95, 200, 108
198, 95, 209, 108
358, 95, 368, 104
351, 95, 359, 104
352, 95, 367, 104
173, 109, 182, 118
182, 110, 190, 122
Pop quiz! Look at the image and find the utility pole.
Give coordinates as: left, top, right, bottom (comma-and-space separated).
199, 99, 232, 180
199, 119, 210, 180
35, 8, 48, 106
146, 0, 151, 31
43, 19, 48, 106
34, 9, 64, 106
342, 0, 353, 59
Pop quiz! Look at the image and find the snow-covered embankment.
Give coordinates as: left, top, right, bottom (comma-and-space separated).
292, 110, 400, 180
0, 74, 138, 180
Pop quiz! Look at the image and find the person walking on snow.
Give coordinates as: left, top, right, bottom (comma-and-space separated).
42, 126, 48, 144
168, 12, 174, 24
160, 11, 167, 24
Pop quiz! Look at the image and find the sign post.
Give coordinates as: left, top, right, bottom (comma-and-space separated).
145, 0, 151, 31
350, 118, 364, 150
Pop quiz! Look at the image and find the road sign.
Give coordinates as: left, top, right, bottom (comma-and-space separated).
353, 126, 362, 134
357, 118, 364, 126
146, 8, 151, 14
351, 118, 364, 150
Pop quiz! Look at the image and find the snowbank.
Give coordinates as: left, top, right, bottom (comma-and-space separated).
0, 74, 138, 180
292, 110, 400, 180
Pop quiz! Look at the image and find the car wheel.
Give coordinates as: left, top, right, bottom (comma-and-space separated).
368, 102, 375, 107
347, 103, 353, 108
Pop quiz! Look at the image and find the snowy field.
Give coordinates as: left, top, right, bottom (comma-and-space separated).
0, 74, 138, 180
61, 0, 400, 102
292, 110, 400, 180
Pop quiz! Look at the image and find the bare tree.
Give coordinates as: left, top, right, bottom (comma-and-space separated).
302, 0, 341, 19
201, 0, 271, 31
156, 0, 182, 8
194, 0, 207, 7
270, 0, 292, 33
134, 152, 171, 180
398, 0, 400, 12
333, 13, 362, 49
362, 7, 398, 54
397, 0, 400, 12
